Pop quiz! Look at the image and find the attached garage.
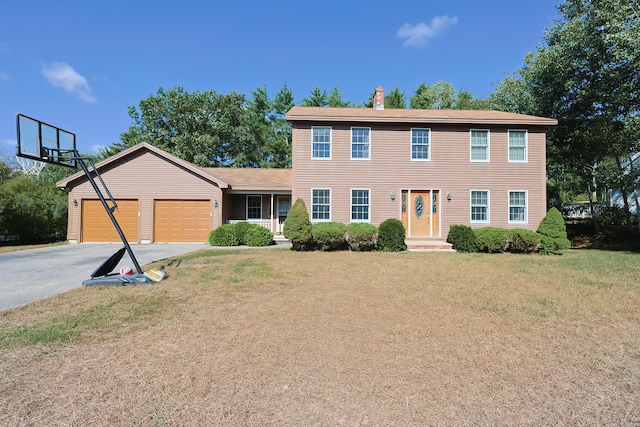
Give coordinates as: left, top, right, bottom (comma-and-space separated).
154, 200, 211, 242
81, 200, 139, 242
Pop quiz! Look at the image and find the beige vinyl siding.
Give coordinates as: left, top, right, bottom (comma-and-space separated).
67, 150, 222, 243
292, 122, 548, 238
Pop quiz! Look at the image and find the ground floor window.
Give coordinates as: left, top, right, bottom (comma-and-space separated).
351, 189, 370, 221
312, 189, 331, 221
247, 195, 262, 219
471, 190, 489, 222
509, 191, 527, 223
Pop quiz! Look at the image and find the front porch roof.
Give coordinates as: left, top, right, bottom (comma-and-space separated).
201, 167, 291, 193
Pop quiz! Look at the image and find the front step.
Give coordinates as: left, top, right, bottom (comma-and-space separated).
405, 238, 455, 252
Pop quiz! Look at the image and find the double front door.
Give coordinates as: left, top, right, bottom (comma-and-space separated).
401, 190, 440, 237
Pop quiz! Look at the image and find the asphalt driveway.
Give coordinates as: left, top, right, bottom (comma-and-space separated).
0, 243, 208, 311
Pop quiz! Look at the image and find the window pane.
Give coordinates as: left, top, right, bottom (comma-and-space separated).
312, 189, 331, 220
471, 191, 488, 222
248, 196, 262, 219
509, 191, 526, 222
412, 129, 429, 160
351, 128, 370, 159
312, 127, 331, 158
351, 189, 369, 221
471, 130, 488, 161
509, 131, 526, 161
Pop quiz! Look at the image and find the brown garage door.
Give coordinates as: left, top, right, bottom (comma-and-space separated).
154, 200, 210, 242
81, 200, 139, 242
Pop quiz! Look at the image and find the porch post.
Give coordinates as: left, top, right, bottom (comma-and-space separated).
270, 193, 274, 232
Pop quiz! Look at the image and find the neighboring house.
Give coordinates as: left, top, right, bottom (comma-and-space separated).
57, 143, 291, 243
609, 152, 640, 215
285, 87, 557, 245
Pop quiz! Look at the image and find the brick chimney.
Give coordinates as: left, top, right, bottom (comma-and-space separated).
373, 86, 384, 110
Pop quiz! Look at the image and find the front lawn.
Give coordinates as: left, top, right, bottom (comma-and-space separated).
1, 249, 639, 425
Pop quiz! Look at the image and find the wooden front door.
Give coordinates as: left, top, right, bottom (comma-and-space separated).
401, 190, 440, 237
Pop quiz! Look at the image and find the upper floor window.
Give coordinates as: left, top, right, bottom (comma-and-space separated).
508, 130, 527, 162
411, 128, 430, 160
351, 189, 370, 222
509, 191, 527, 223
470, 190, 489, 222
351, 127, 370, 160
471, 130, 489, 162
312, 126, 331, 159
312, 189, 331, 221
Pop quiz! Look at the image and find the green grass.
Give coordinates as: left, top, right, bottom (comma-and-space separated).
0, 295, 168, 349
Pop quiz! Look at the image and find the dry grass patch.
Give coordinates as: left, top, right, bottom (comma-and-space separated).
1, 249, 640, 425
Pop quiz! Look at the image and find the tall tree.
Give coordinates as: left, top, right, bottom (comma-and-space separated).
301, 86, 329, 107
410, 81, 487, 109
365, 87, 407, 109
117, 86, 255, 167
327, 86, 352, 107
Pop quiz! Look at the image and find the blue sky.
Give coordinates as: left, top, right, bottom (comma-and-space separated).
1, 0, 560, 155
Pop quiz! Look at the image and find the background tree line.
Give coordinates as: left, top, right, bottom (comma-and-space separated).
1, 0, 637, 243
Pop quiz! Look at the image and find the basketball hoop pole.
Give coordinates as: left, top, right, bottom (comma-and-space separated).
73, 151, 144, 274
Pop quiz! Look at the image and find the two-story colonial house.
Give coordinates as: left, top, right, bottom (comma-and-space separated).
58, 87, 556, 248
286, 87, 557, 247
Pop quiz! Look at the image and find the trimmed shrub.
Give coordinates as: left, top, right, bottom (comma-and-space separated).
378, 218, 407, 252
244, 224, 273, 246
506, 228, 541, 253
283, 198, 313, 251
537, 207, 571, 251
312, 222, 347, 251
538, 236, 557, 255
346, 223, 378, 251
446, 224, 478, 253
209, 224, 239, 246
234, 221, 251, 245
474, 227, 509, 253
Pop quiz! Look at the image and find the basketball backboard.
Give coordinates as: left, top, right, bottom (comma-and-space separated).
16, 113, 77, 168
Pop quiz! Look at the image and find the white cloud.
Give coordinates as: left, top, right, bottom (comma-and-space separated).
42, 62, 96, 103
397, 15, 458, 47
0, 73, 8, 81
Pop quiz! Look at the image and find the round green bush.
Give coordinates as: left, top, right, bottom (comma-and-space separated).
312, 222, 347, 251
537, 207, 571, 251
209, 224, 239, 246
446, 224, 478, 253
283, 198, 313, 251
506, 228, 541, 253
346, 223, 378, 251
474, 227, 509, 253
378, 218, 407, 252
234, 221, 251, 245
244, 223, 274, 246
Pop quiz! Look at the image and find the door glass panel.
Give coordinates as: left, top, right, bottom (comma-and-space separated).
415, 195, 424, 218
432, 193, 437, 214
402, 193, 406, 214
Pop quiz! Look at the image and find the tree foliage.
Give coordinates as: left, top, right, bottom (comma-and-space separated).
410, 81, 487, 109
490, 0, 640, 225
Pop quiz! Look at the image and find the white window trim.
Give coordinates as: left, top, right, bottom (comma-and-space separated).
508, 129, 528, 163
508, 190, 528, 224
311, 126, 332, 160
470, 129, 490, 162
350, 188, 371, 223
410, 128, 431, 161
311, 188, 331, 222
350, 127, 371, 160
246, 195, 262, 220
470, 190, 490, 223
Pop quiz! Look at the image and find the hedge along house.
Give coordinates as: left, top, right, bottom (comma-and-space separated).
57, 143, 292, 243
286, 87, 557, 249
